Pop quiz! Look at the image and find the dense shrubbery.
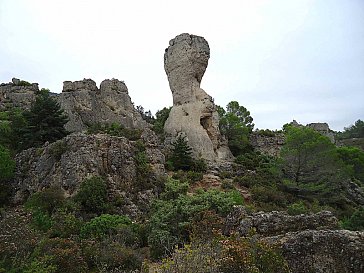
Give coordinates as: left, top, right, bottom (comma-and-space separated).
148, 177, 243, 258
74, 176, 108, 214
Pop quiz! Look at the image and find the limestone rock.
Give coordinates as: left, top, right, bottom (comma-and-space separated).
307, 122, 336, 143
163, 33, 233, 161
0, 79, 38, 110
264, 230, 364, 273
13, 133, 165, 218
57, 78, 147, 132
237, 210, 338, 236
249, 132, 285, 156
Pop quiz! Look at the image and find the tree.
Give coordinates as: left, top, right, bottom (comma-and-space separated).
136, 105, 155, 124
153, 107, 172, 135
217, 101, 254, 156
23, 89, 69, 148
338, 119, 364, 139
337, 146, 364, 182
169, 135, 193, 171
281, 126, 341, 185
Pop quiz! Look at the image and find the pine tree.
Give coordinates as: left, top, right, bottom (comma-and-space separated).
23, 89, 69, 148
170, 135, 193, 171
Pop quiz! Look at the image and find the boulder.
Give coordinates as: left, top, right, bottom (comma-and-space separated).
163, 33, 233, 161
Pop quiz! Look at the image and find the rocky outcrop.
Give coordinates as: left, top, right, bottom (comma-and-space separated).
265, 230, 364, 273
163, 33, 233, 161
0, 78, 38, 110
13, 130, 165, 218
57, 78, 147, 132
224, 207, 364, 273
249, 132, 285, 156
307, 122, 336, 143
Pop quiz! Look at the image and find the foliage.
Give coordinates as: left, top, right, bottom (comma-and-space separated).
255, 128, 276, 137
280, 125, 341, 185
50, 208, 83, 238
337, 119, 364, 139
341, 206, 364, 231
23, 256, 57, 273
148, 186, 243, 258
235, 151, 275, 171
48, 140, 68, 160
337, 146, 364, 182
0, 145, 15, 181
22, 89, 69, 148
168, 134, 194, 171
80, 214, 132, 240
171, 170, 204, 184
136, 105, 155, 124
18, 80, 32, 86
25, 186, 65, 215
0, 108, 27, 152
153, 107, 171, 135
87, 122, 142, 140
32, 238, 87, 273
217, 101, 254, 156
153, 234, 289, 273
287, 201, 309, 215
134, 141, 154, 191
75, 176, 108, 214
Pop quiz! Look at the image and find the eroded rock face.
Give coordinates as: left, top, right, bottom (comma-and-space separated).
13, 130, 165, 218
164, 33, 232, 161
58, 78, 147, 132
0, 78, 38, 110
224, 207, 363, 273
265, 230, 364, 273
249, 132, 285, 157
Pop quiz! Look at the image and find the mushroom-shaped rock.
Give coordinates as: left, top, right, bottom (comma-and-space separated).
164, 33, 232, 161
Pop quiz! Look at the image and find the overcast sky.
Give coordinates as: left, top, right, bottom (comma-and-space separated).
1, 0, 363, 131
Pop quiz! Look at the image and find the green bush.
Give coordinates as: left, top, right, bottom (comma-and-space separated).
148, 187, 243, 258
23, 256, 57, 273
25, 186, 64, 214
80, 214, 132, 240
48, 140, 68, 160
0, 145, 15, 181
18, 80, 32, 86
341, 206, 364, 231
287, 201, 309, 215
50, 208, 83, 238
75, 176, 108, 214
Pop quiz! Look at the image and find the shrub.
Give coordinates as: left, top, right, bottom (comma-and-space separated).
148, 188, 243, 258
50, 208, 83, 238
25, 186, 64, 214
48, 140, 68, 160
287, 201, 309, 215
80, 214, 132, 240
341, 206, 364, 231
87, 123, 142, 140
23, 256, 57, 273
32, 238, 87, 273
169, 135, 194, 171
75, 176, 108, 214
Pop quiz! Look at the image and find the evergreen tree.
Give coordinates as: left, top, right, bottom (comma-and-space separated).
23, 89, 69, 148
218, 101, 254, 156
170, 135, 193, 171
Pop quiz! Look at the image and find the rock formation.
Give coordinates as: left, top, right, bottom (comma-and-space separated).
224, 207, 364, 273
13, 129, 165, 218
0, 78, 38, 110
163, 33, 233, 161
249, 132, 285, 156
58, 78, 147, 132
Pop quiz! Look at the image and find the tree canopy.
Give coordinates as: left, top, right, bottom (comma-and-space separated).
23, 89, 69, 148
217, 101, 254, 156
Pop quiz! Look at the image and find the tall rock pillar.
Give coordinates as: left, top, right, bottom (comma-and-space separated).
164, 33, 232, 161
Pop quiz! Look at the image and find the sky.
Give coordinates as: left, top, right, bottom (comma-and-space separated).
0, 0, 363, 131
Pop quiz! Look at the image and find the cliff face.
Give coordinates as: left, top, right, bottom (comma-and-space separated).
0, 78, 38, 110
13, 129, 165, 218
163, 33, 233, 161
58, 78, 147, 132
